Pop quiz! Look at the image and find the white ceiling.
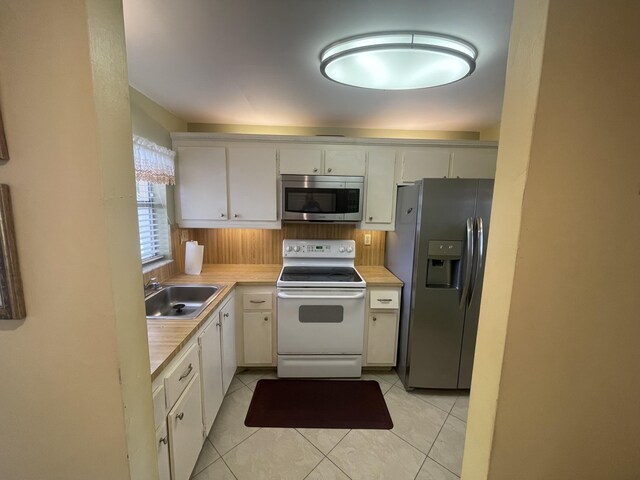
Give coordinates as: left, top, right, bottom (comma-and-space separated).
123, 0, 514, 132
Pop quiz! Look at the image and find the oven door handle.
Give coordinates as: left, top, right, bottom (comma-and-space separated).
277, 291, 365, 300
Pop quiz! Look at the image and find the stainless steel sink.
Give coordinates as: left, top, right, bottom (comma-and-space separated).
145, 284, 221, 320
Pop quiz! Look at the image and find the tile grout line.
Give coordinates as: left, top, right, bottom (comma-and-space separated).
424, 412, 461, 478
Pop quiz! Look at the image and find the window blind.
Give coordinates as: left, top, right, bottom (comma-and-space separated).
136, 180, 168, 263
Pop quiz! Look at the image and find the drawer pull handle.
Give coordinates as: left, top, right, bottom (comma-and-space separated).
179, 364, 193, 381
159, 436, 168, 445
177, 412, 184, 420
377, 298, 393, 302
249, 300, 266, 304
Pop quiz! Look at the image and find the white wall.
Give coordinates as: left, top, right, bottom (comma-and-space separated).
0, 1, 156, 479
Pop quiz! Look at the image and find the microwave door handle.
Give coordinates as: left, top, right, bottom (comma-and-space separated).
277, 291, 365, 300
459, 217, 474, 309
469, 217, 484, 306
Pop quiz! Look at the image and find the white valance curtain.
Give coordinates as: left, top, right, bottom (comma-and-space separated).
133, 135, 176, 185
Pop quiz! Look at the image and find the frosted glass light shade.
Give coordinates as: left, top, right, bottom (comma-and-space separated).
320, 32, 477, 90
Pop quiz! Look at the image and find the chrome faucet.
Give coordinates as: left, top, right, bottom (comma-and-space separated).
144, 277, 162, 295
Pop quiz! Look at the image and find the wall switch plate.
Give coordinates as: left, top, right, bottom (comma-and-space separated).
364, 233, 372, 245
180, 230, 189, 242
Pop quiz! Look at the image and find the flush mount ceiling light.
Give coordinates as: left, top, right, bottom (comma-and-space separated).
320, 31, 477, 90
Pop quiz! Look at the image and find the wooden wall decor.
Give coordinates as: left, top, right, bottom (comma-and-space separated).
0, 185, 26, 319
186, 224, 386, 266
0, 108, 9, 162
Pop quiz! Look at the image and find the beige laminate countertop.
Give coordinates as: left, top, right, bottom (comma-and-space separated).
147, 264, 402, 379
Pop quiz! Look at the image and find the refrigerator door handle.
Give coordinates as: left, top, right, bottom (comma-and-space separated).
469, 216, 484, 306
459, 217, 474, 308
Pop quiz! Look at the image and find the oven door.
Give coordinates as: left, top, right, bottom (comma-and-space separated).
281, 176, 363, 221
277, 288, 365, 354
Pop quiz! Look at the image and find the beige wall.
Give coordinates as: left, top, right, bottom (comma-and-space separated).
0, 1, 155, 479
464, 1, 640, 479
130, 86, 187, 149
188, 122, 481, 141
130, 87, 187, 226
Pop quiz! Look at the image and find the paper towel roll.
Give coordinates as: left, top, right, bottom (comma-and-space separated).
185, 241, 204, 275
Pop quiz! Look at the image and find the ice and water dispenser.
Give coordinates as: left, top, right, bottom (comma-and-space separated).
426, 240, 462, 288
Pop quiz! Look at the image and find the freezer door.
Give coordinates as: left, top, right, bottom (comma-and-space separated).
458, 179, 494, 388
409, 179, 478, 389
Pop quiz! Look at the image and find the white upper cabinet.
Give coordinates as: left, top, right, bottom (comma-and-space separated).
279, 149, 322, 175
324, 150, 366, 176
280, 148, 365, 176
363, 149, 396, 226
176, 146, 227, 222
228, 147, 278, 222
400, 149, 451, 182
449, 147, 498, 178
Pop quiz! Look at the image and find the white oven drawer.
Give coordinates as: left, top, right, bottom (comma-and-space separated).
277, 288, 365, 355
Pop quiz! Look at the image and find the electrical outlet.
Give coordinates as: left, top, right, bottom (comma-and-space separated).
180, 230, 189, 242
364, 233, 372, 246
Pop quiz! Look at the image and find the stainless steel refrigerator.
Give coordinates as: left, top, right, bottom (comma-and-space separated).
386, 179, 494, 389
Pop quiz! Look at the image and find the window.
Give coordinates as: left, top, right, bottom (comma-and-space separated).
136, 180, 169, 263
132, 135, 175, 264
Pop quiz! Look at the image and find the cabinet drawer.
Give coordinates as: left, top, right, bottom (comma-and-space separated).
369, 289, 399, 309
164, 344, 200, 408
243, 292, 273, 310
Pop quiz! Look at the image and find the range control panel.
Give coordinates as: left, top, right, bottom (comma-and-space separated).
282, 239, 356, 258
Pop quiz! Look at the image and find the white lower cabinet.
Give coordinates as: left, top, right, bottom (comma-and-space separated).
168, 374, 204, 480
198, 320, 223, 435
156, 423, 171, 480
220, 297, 237, 394
237, 287, 277, 366
363, 287, 401, 367
243, 311, 273, 364
366, 312, 398, 364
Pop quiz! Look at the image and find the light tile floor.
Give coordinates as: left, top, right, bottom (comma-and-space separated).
191, 369, 469, 480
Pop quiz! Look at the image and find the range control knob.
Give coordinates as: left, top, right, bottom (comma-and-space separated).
285, 245, 292, 252
347, 246, 353, 253
293, 245, 301, 252
339, 246, 345, 253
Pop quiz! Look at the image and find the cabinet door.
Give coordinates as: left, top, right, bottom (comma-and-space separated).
280, 148, 322, 175
176, 147, 228, 222
168, 374, 204, 480
228, 147, 278, 221
325, 150, 366, 176
198, 320, 223, 435
220, 299, 237, 394
156, 423, 171, 480
401, 149, 450, 182
364, 150, 396, 224
243, 311, 273, 364
366, 312, 398, 365
449, 147, 498, 178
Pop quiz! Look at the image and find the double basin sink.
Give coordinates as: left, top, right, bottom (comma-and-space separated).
145, 284, 222, 320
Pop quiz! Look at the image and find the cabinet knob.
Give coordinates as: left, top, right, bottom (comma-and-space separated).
234, 213, 239, 218
223, 313, 229, 318
177, 412, 185, 420
159, 436, 168, 445
327, 168, 332, 173
264, 317, 268, 322
373, 317, 377, 322
313, 168, 318, 173
215, 321, 221, 327
220, 213, 225, 218
369, 216, 373, 221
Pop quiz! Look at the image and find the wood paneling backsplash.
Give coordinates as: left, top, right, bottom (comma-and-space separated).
179, 224, 386, 266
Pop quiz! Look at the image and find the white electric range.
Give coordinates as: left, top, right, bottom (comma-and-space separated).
277, 239, 366, 378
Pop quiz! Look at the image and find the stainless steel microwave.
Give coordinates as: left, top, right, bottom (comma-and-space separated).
280, 175, 364, 222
